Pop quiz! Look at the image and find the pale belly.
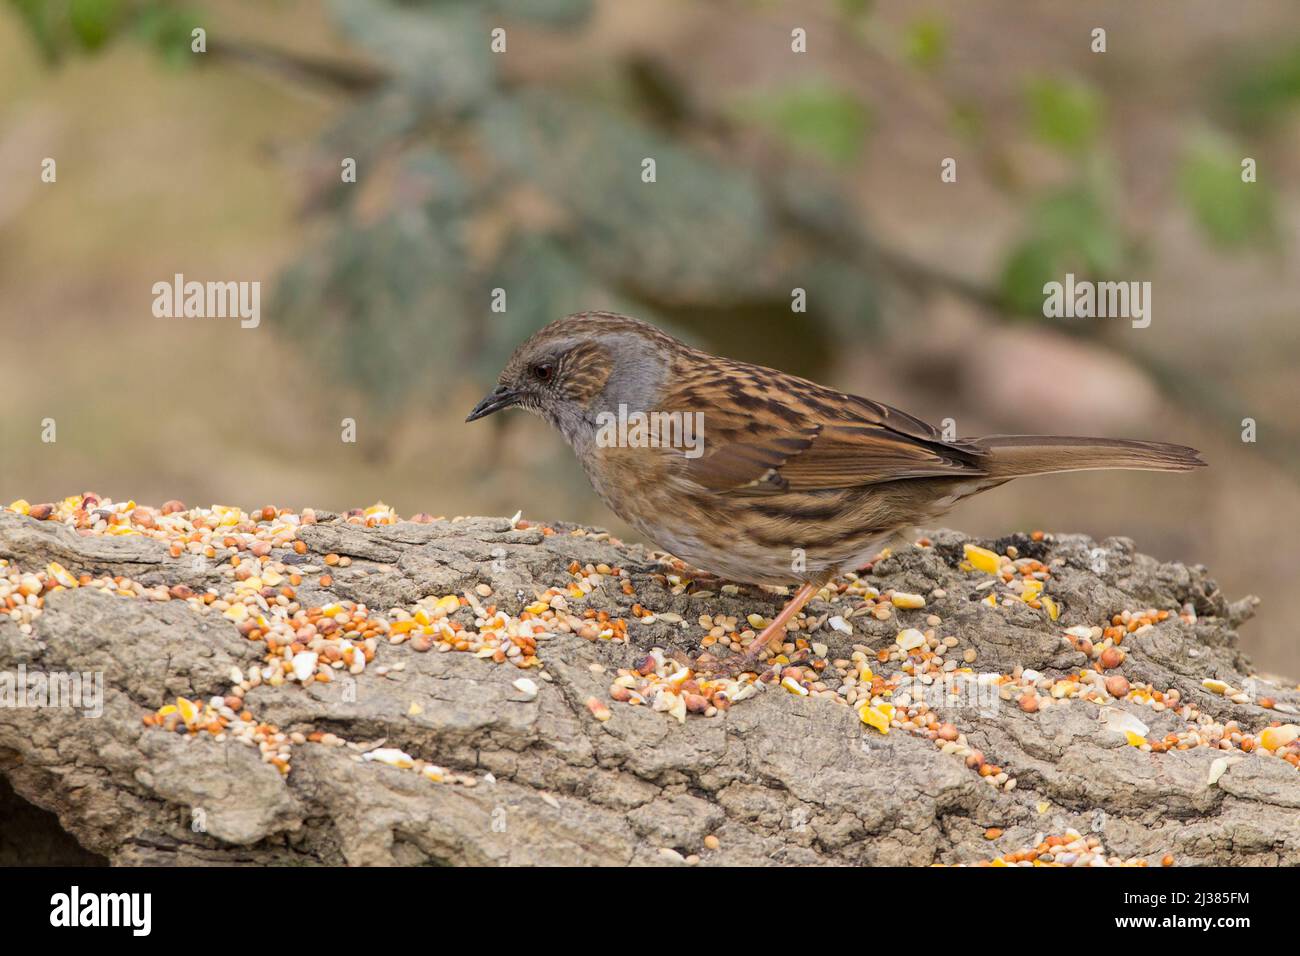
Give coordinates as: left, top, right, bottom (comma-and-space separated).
598, 478, 902, 586
632, 519, 898, 586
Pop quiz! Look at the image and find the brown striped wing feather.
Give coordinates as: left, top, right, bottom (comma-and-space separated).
668, 356, 989, 495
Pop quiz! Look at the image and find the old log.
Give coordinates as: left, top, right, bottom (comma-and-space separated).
0, 508, 1296, 866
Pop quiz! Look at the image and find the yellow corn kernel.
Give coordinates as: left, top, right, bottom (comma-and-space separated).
859, 702, 895, 734
46, 562, 78, 588
1260, 725, 1300, 751
963, 544, 1001, 574
896, 628, 926, 651
176, 697, 199, 727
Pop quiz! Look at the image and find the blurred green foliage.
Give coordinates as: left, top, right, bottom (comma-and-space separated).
277, 0, 875, 444
1178, 131, 1278, 249
999, 181, 1127, 315
1222, 42, 1300, 129
731, 82, 871, 167
903, 17, 947, 72
8, 0, 881, 443
11, 0, 1286, 406
1025, 76, 1103, 154
131, 3, 196, 65
7, 0, 195, 61
998, 64, 1281, 314
997, 75, 1120, 314
68, 0, 118, 50
327, 0, 492, 110
10, 0, 117, 58
836, 0, 873, 20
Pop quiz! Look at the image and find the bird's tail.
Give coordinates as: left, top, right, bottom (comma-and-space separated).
973, 435, 1206, 479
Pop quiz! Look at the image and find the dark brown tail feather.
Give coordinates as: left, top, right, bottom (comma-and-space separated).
974, 435, 1206, 479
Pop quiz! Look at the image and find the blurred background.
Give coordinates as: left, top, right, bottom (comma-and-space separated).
1, 0, 1297, 672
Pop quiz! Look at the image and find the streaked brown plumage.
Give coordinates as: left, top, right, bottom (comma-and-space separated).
468, 311, 1205, 670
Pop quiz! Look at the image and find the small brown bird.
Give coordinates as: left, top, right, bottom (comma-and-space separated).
468, 312, 1205, 673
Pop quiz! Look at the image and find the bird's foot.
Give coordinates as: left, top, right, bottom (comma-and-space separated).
619, 557, 670, 576
691, 625, 787, 680
691, 651, 771, 680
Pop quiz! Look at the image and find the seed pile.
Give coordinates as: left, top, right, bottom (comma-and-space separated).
2, 496, 642, 779
960, 541, 1060, 619
1, 556, 176, 635
617, 535, 1300, 793
957, 830, 1157, 867
607, 648, 761, 722
5, 499, 1298, 794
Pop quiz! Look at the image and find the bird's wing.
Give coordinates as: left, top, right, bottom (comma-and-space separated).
666, 356, 988, 494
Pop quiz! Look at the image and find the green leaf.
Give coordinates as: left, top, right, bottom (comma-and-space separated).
7, 0, 199, 62
69, 0, 122, 50
132, 4, 200, 66
1025, 76, 1102, 153
1031, 186, 1122, 271
733, 82, 871, 166
837, 0, 873, 19
999, 241, 1060, 316
1220, 42, 1300, 128
998, 183, 1128, 315
7, 0, 60, 60
904, 17, 947, 71
1178, 131, 1277, 248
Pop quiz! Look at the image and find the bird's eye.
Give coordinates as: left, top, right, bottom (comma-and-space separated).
530, 363, 554, 383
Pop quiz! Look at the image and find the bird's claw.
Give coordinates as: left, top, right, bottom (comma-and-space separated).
690, 651, 769, 680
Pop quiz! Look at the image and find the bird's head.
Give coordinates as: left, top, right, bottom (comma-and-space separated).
466, 312, 679, 447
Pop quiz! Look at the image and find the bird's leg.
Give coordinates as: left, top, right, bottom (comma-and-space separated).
619, 557, 669, 576
696, 582, 819, 677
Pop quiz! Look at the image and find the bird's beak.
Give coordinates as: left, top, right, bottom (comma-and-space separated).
465, 384, 521, 422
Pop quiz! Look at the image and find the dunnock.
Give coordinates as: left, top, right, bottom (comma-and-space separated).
468, 312, 1205, 672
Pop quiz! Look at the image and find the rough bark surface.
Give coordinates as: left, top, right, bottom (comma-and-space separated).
1, 510, 1296, 867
